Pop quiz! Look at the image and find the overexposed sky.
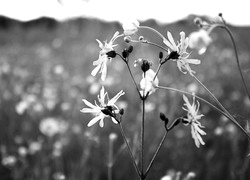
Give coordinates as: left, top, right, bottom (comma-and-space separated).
0, 0, 249, 26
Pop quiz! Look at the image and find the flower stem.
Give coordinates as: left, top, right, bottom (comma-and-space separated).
118, 123, 141, 178
211, 24, 250, 101
139, 26, 166, 41
140, 98, 146, 177
157, 85, 250, 138
130, 39, 169, 52
192, 75, 250, 139
116, 53, 142, 99
144, 130, 168, 178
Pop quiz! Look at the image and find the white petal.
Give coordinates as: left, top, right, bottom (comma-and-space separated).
82, 99, 98, 109
96, 39, 104, 49
101, 61, 107, 81
108, 90, 125, 105
99, 117, 104, 127
185, 59, 201, 65
111, 117, 118, 124
80, 108, 100, 114
87, 115, 102, 127
167, 31, 177, 51
91, 64, 101, 76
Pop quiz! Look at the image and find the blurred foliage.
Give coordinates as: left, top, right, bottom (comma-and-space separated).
0, 15, 250, 180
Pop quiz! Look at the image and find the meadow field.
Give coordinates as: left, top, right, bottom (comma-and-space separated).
0, 15, 250, 180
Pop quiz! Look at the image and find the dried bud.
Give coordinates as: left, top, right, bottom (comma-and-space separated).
119, 108, 124, 115
218, 13, 223, 17
122, 49, 129, 59
124, 36, 131, 43
127, 45, 133, 53
159, 51, 163, 59
106, 50, 116, 58
141, 60, 150, 72
160, 113, 168, 122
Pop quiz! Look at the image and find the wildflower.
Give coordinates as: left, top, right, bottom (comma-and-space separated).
122, 18, 140, 36
189, 29, 212, 54
91, 31, 120, 81
163, 31, 201, 75
39, 117, 68, 137
81, 86, 125, 127
182, 94, 206, 148
140, 69, 159, 96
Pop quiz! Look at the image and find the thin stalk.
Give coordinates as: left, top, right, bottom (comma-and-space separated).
192, 76, 250, 139
223, 25, 250, 101
118, 123, 141, 178
140, 93, 146, 177
108, 138, 113, 180
139, 26, 166, 40
130, 39, 169, 52
116, 53, 142, 99
211, 24, 250, 101
144, 130, 168, 178
126, 62, 142, 99
157, 85, 250, 139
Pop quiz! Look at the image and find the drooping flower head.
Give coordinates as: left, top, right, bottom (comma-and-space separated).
122, 18, 140, 36
91, 31, 121, 81
140, 69, 159, 96
189, 29, 212, 55
163, 31, 201, 75
81, 86, 125, 127
182, 94, 206, 148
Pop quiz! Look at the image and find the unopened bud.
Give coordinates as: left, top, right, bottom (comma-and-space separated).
122, 49, 129, 59
124, 36, 131, 43
218, 13, 223, 17
159, 51, 163, 59
141, 60, 150, 72
119, 108, 124, 115
127, 45, 133, 53
106, 50, 116, 58
160, 113, 168, 122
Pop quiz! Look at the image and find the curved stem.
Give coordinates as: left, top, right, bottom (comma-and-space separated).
116, 53, 142, 99
130, 39, 169, 52
192, 75, 250, 139
157, 85, 250, 139
144, 130, 168, 178
118, 123, 141, 178
139, 26, 166, 40
140, 92, 146, 177
212, 24, 250, 101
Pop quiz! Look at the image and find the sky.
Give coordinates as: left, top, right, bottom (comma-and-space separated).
0, 0, 250, 26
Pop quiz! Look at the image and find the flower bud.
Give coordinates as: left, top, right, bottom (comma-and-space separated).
159, 51, 163, 59
106, 50, 116, 58
122, 49, 129, 59
160, 113, 168, 122
141, 60, 150, 72
127, 45, 133, 53
119, 108, 124, 115
218, 13, 223, 17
